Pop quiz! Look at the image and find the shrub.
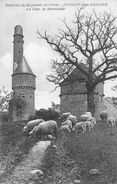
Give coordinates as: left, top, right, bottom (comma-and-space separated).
28, 108, 60, 121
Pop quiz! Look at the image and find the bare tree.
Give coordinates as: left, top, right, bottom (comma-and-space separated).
38, 9, 117, 115
0, 87, 12, 112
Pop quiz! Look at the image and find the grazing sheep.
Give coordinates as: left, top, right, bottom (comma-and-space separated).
23, 119, 44, 135
84, 111, 92, 117
30, 120, 58, 140
62, 119, 73, 130
61, 124, 71, 134
67, 114, 77, 127
88, 117, 96, 125
72, 121, 86, 133
59, 112, 71, 121
100, 111, 108, 121
85, 120, 94, 132
29, 126, 38, 136
80, 114, 91, 122
107, 117, 116, 127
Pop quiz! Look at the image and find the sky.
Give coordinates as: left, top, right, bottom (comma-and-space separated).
0, 0, 117, 109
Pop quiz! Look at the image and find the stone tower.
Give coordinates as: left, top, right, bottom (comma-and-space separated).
59, 63, 104, 120
12, 25, 36, 122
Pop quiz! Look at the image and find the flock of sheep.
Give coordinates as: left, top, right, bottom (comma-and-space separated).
23, 110, 116, 140
60, 112, 96, 134
22, 111, 117, 183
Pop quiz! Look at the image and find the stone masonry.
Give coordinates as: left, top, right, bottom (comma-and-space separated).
59, 65, 104, 120
11, 25, 36, 122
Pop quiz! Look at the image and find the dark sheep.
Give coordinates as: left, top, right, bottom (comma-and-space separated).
100, 111, 108, 121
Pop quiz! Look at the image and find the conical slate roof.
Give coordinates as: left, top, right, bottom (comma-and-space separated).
14, 56, 35, 75
60, 63, 96, 86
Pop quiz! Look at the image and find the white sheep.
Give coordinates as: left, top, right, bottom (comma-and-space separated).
61, 124, 71, 134
72, 121, 86, 133
107, 117, 116, 127
67, 114, 77, 127
23, 119, 44, 136
80, 114, 91, 122
29, 120, 58, 140
62, 119, 73, 130
85, 120, 94, 132
59, 112, 71, 121
29, 125, 38, 137
88, 117, 96, 126
84, 111, 92, 117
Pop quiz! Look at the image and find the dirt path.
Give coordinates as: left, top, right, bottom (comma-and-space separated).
3, 140, 51, 184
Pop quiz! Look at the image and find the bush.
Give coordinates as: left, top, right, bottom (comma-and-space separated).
29, 108, 60, 121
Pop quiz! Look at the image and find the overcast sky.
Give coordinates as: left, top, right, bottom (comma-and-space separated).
0, 0, 117, 109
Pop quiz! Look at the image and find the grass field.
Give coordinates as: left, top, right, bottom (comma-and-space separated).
41, 121, 117, 184
0, 119, 117, 184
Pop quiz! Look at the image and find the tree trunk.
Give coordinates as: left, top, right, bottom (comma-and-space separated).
87, 89, 95, 116
86, 56, 95, 116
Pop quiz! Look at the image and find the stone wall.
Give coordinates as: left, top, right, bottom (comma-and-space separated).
60, 80, 104, 119
12, 73, 36, 89
12, 73, 35, 122
60, 93, 87, 120
12, 88, 35, 122
61, 81, 86, 95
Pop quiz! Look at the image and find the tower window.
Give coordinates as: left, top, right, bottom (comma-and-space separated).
20, 92, 25, 98
30, 96, 32, 98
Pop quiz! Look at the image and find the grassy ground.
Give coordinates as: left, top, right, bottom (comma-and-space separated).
3, 141, 51, 184
0, 120, 39, 183
40, 120, 117, 184
0, 120, 117, 183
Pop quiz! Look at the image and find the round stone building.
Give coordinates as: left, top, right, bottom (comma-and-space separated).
12, 25, 36, 122
59, 63, 104, 120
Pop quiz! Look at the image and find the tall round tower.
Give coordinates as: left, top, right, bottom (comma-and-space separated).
12, 25, 36, 122
13, 25, 24, 73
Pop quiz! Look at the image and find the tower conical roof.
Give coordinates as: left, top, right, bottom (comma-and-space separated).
14, 56, 35, 76
60, 63, 96, 86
